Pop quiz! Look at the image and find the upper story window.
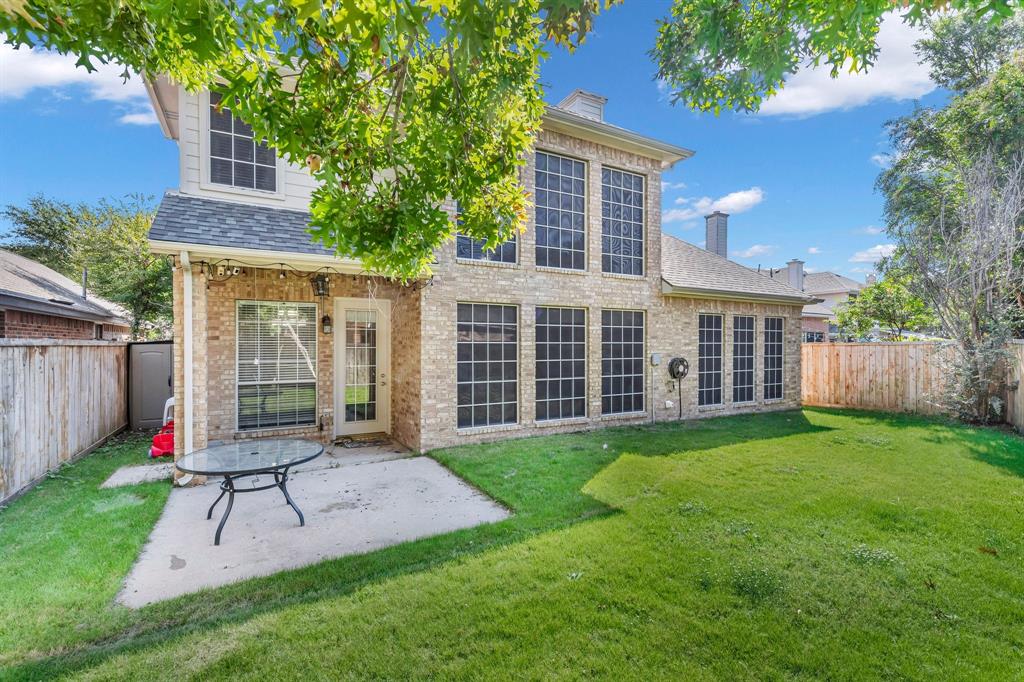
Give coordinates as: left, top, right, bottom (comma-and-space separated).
455, 203, 517, 263
535, 151, 586, 271
209, 92, 277, 192
601, 167, 644, 275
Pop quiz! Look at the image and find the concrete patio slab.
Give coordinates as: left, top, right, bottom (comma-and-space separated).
100, 463, 174, 488
117, 456, 509, 608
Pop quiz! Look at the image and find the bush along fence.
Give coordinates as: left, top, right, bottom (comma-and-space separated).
801, 341, 1024, 432
0, 340, 127, 503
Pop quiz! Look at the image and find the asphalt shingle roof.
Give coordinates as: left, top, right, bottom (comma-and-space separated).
0, 249, 129, 324
149, 192, 330, 256
803, 271, 864, 294
661, 235, 816, 303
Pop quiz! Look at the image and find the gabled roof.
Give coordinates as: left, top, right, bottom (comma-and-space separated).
803, 271, 864, 295
0, 249, 130, 325
803, 302, 835, 318
661, 236, 819, 305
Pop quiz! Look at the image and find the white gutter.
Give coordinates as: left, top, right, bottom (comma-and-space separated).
180, 251, 194, 457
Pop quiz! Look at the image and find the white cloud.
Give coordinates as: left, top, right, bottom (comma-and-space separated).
732, 244, 777, 259
758, 15, 934, 117
850, 244, 895, 263
0, 42, 156, 124
870, 153, 893, 168
805, 266, 820, 273
118, 111, 159, 125
808, 246, 821, 254
664, 186, 764, 223
661, 180, 687, 192
859, 225, 884, 235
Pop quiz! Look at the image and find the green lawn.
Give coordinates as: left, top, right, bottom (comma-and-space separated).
3, 410, 1024, 679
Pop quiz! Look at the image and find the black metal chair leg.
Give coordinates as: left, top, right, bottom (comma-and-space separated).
206, 487, 227, 520
214, 476, 236, 546
277, 469, 304, 526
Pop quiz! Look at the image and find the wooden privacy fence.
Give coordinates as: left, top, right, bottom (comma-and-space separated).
1008, 341, 1024, 432
802, 341, 1024, 431
801, 342, 955, 416
0, 340, 127, 503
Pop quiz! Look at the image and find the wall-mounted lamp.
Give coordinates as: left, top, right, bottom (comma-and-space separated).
311, 273, 332, 334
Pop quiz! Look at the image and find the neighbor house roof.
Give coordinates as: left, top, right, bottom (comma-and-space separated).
803, 271, 864, 295
802, 302, 835, 318
0, 249, 130, 325
660, 236, 819, 305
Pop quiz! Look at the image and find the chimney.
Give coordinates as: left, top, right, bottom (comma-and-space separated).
82, 266, 88, 300
705, 211, 728, 259
556, 89, 607, 122
786, 259, 805, 291
866, 273, 877, 285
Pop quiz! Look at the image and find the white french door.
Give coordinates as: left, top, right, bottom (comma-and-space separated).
334, 297, 391, 436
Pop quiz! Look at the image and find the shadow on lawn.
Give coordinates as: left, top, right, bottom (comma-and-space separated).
7, 410, 828, 680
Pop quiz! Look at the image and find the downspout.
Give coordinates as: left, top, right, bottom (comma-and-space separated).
180, 251, 194, 458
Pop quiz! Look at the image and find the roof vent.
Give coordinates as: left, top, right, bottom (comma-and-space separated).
556, 89, 607, 122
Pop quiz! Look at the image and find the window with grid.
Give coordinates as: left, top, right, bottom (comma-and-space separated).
764, 317, 784, 400
733, 315, 755, 403
457, 303, 518, 428
236, 301, 317, 430
601, 167, 644, 275
698, 314, 723, 406
209, 91, 276, 192
535, 307, 586, 421
535, 151, 586, 270
601, 309, 645, 414
454, 203, 516, 263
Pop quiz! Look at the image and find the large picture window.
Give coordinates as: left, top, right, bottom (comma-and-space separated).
733, 315, 755, 403
764, 317, 784, 400
601, 167, 644, 275
236, 301, 317, 430
209, 92, 276, 192
535, 151, 586, 270
698, 314, 723, 406
601, 309, 645, 414
535, 307, 587, 421
457, 303, 518, 428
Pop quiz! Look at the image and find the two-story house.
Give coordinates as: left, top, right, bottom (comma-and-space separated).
144, 80, 817, 457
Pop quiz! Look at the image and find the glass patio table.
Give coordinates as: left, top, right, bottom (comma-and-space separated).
176, 439, 324, 546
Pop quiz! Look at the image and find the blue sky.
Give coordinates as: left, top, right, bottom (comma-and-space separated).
0, 2, 948, 279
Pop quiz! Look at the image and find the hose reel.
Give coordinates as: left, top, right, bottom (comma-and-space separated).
668, 357, 689, 418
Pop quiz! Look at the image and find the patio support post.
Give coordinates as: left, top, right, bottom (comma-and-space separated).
180, 250, 194, 456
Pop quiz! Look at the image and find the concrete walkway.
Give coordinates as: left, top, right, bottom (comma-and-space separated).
117, 455, 508, 608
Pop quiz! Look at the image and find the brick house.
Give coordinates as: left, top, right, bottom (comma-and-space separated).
144, 80, 818, 456
0, 249, 130, 340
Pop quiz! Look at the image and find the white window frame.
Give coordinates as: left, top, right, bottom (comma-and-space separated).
199, 90, 286, 201
600, 308, 646, 416
235, 300, 318, 432
534, 149, 588, 273
763, 316, 785, 401
456, 302, 520, 430
732, 315, 756, 404
697, 313, 724, 407
534, 305, 588, 422
600, 164, 646, 277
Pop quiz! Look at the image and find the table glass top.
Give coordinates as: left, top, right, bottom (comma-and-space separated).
176, 439, 324, 475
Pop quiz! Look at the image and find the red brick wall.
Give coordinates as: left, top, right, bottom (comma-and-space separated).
0, 308, 117, 340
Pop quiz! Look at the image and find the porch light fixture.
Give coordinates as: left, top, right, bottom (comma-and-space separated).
311, 273, 332, 334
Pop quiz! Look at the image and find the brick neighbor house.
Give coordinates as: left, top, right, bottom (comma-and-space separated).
0, 249, 130, 340
144, 80, 819, 456
756, 263, 868, 342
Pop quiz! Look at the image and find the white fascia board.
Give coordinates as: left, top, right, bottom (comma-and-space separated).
149, 240, 375, 275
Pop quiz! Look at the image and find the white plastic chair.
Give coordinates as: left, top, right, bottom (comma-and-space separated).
163, 397, 175, 426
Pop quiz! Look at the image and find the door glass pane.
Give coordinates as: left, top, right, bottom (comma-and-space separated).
345, 309, 378, 423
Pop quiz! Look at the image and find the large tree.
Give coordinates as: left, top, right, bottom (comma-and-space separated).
835, 276, 936, 342
2, 1, 1021, 277
1, 196, 172, 338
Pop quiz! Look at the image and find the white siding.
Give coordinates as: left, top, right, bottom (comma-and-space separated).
176, 87, 318, 211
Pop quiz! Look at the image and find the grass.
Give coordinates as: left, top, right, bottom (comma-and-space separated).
3, 410, 1024, 679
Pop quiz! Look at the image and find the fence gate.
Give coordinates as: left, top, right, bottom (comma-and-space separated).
129, 341, 173, 430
